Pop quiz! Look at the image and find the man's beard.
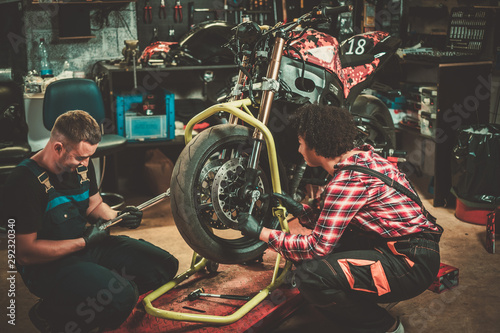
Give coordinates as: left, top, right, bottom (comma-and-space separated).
60, 153, 77, 173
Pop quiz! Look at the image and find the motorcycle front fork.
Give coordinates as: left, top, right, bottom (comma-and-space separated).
233, 36, 287, 187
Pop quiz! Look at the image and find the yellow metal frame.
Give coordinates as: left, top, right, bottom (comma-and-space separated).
143, 98, 293, 324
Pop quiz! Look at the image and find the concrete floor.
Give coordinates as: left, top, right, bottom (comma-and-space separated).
1, 179, 500, 333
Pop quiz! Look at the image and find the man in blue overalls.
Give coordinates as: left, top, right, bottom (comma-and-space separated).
2, 110, 179, 332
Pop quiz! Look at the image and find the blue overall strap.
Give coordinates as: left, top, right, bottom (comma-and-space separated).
18, 159, 55, 194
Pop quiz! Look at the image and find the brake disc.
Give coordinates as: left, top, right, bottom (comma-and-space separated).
211, 158, 266, 229
196, 158, 227, 229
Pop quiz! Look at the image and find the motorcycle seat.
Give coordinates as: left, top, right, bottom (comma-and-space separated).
340, 54, 375, 68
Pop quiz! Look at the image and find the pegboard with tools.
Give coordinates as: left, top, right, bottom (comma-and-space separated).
135, 0, 244, 51
136, 0, 291, 52
136, 0, 190, 50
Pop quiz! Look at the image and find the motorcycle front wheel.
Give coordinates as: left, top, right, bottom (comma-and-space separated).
170, 124, 282, 264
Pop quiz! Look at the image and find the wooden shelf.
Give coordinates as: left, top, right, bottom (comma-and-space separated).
58, 35, 96, 40
125, 135, 185, 148
31, 0, 135, 4
395, 123, 435, 141
99, 62, 238, 73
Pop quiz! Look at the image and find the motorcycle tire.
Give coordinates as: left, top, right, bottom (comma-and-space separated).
171, 124, 284, 264
351, 94, 396, 149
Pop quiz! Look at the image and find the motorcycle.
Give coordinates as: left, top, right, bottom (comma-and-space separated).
170, 5, 401, 264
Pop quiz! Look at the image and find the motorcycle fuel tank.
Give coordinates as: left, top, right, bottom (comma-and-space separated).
285, 29, 398, 100
285, 29, 344, 79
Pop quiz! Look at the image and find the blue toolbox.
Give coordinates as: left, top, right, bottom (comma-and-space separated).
116, 90, 175, 141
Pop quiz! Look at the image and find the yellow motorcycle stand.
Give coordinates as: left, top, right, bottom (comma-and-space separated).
142, 99, 294, 325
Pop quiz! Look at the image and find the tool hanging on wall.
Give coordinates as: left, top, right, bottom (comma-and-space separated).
144, 0, 153, 23
159, 0, 167, 19
187, 2, 224, 27
150, 27, 159, 43
281, 0, 287, 22
168, 25, 175, 41
174, 0, 183, 23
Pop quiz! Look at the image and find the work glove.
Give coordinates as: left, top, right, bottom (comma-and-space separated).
82, 219, 108, 247
272, 192, 304, 217
117, 206, 143, 229
236, 212, 263, 239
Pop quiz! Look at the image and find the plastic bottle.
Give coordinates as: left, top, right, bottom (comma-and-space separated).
58, 60, 74, 79
38, 38, 53, 78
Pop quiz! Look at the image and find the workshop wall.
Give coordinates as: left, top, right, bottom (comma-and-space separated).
24, 3, 137, 77
135, 0, 284, 51
0, 1, 26, 83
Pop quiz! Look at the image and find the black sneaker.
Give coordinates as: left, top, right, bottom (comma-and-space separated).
29, 300, 53, 333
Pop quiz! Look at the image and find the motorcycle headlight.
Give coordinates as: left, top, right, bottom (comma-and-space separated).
235, 21, 262, 47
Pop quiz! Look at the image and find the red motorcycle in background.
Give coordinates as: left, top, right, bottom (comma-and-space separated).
170, 5, 401, 264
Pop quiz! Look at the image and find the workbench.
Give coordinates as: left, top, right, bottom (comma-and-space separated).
396, 60, 492, 207
94, 61, 238, 193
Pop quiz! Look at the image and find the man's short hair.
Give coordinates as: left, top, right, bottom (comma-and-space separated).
289, 104, 357, 158
50, 110, 102, 147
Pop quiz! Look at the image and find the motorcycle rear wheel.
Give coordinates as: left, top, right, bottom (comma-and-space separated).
351, 94, 396, 149
170, 124, 282, 264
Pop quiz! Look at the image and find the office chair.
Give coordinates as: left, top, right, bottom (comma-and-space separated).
43, 78, 127, 208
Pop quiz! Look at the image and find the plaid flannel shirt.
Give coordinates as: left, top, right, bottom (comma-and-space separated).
268, 145, 438, 262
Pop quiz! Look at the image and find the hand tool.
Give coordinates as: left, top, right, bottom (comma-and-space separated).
144, 0, 153, 23
187, 288, 251, 301
159, 0, 166, 19
99, 189, 170, 230
150, 27, 159, 43
282, 0, 287, 23
168, 25, 175, 41
174, 0, 183, 23
187, 4, 219, 27
182, 306, 206, 313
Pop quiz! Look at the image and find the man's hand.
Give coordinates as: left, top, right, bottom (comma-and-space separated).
272, 192, 304, 216
236, 213, 263, 239
118, 206, 143, 229
82, 220, 108, 247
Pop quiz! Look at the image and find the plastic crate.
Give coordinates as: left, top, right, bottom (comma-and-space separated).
427, 263, 459, 293
116, 91, 175, 141
486, 209, 498, 253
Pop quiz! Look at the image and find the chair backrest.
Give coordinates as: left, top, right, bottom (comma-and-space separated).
43, 78, 106, 131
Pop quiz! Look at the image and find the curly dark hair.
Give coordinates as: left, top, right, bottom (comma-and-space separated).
289, 104, 357, 158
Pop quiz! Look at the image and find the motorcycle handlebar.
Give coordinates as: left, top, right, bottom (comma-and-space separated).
315, 5, 353, 18
257, 4, 352, 36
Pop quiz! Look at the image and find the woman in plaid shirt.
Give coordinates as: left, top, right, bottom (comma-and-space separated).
237, 104, 443, 333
